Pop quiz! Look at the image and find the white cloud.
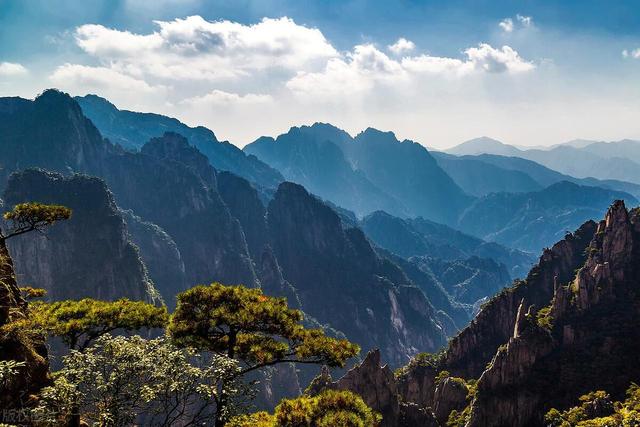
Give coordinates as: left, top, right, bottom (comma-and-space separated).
42, 15, 540, 145
622, 48, 640, 59
499, 18, 514, 33
182, 89, 272, 107
388, 38, 416, 55
465, 44, 535, 73
74, 16, 338, 82
0, 62, 28, 77
49, 64, 169, 110
289, 42, 534, 96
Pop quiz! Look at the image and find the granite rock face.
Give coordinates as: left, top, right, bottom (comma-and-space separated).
3, 169, 157, 302
0, 236, 50, 410
267, 182, 448, 367
120, 209, 186, 307
465, 200, 640, 426
442, 219, 596, 379
245, 127, 405, 218
307, 350, 439, 427
104, 133, 259, 291
334, 202, 640, 426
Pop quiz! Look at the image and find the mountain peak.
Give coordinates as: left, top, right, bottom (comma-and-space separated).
355, 127, 398, 144
447, 136, 522, 156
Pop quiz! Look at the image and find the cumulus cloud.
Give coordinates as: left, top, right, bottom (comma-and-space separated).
622, 49, 640, 59
74, 16, 338, 82
0, 62, 28, 77
388, 38, 416, 55
289, 42, 534, 96
465, 44, 535, 73
44, 15, 538, 143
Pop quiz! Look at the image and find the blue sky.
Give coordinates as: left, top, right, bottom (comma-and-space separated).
1, 0, 639, 147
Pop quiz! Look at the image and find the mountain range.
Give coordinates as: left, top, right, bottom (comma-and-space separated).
324, 200, 640, 426
446, 136, 640, 185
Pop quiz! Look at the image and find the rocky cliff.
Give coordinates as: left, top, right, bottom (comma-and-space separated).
120, 209, 186, 308
466, 200, 640, 426
334, 201, 640, 426
102, 132, 259, 293
0, 92, 260, 300
267, 182, 448, 366
0, 230, 49, 410
3, 169, 158, 302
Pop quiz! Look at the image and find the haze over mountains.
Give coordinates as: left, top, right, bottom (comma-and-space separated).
446, 136, 640, 185
2, 89, 639, 425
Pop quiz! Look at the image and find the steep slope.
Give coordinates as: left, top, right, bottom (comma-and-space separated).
244, 127, 406, 218
3, 169, 157, 302
345, 128, 471, 225
457, 181, 637, 253
267, 182, 448, 366
75, 94, 283, 189
412, 256, 510, 306
360, 211, 534, 279
332, 201, 640, 426
120, 209, 186, 308
0, 90, 113, 190
0, 232, 50, 410
0, 91, 259, 300
103, 132, 259, 292
465, 201, 640, 426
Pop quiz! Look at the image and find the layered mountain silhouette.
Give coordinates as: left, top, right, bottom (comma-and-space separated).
0, 89, 451, 366
75, 94, 283, 189
446, 136, 640, 184
456, 181, 637, 252
245, 123, 471, 225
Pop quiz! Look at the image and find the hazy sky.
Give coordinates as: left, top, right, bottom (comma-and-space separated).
1, 0, 639, 148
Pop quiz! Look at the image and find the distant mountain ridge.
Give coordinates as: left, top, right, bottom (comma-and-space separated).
245, 123, 471, 225
457, 180, 637, 252
432, 151, 640, 199
75, 94, 284, 189
446, 136, 640, 184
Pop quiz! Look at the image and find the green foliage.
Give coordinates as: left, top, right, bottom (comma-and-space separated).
537, 305, 554, 330
444, 376, 477, 427
1, 202, 71, 241
227, 389, 381, 427
0, 359, 26, 390
19, 286, 46, 300
395, 350, 444, 378
169, 283, 359, 370
544, 387, 640, 426
26, 298, 168, 350
32, 334, 249, 426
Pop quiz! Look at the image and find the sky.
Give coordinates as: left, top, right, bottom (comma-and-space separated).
0, 0, 639, 149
